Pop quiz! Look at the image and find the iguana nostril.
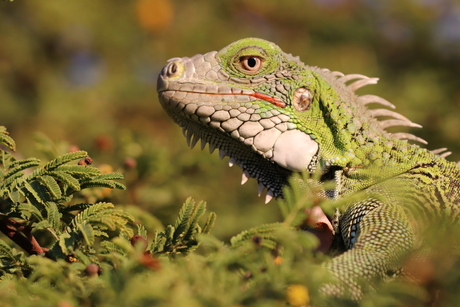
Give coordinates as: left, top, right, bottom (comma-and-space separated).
166, 61, 181, 77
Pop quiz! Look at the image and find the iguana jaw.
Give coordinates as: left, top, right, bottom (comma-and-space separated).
158, 55, 319, 201
157, 102, 291, 202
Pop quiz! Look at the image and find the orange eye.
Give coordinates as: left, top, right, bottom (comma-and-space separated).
239, 56, 263, 73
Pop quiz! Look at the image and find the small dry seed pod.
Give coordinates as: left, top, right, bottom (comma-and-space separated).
130, 234, 148, 251
85, 263, 101, 277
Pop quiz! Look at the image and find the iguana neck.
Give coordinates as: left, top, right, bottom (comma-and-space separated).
329, 137, 434, 196
302, 69, 429, 193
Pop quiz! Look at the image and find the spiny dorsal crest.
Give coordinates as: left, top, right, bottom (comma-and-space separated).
319, 68, 427, 145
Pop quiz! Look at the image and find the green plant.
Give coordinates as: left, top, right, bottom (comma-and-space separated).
0, 126, 130, 268
1, 125, 460, 306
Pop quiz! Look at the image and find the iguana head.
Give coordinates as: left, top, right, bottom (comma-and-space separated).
157, 38, 424, 202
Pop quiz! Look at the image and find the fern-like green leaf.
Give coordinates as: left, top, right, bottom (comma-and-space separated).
3, 158, 40, 182
78, 223, 95, 246
137, 224, 148, 238
182, 200, 206, 242
93, 229, 109, 238
0, 126, 16, 151
45, 202, 61, 230
152, 231, 165, 253
47, 171, 80, 192
23, 181, 49, 205
56, 232, 74, 255
0, 239, 16, 261
150, 199, 216, 256
70, 202, 114, 228
69, 202, 134, 239
90, 173, 124, 181
79, 172, 126, 190
173, 197, 194, 239
55, 165, 100, 178
79, 179, 126, 191
62, 203, 93, 213
18, 203, 44, 221
99, 240, 127, 256
163, 225, 175, 252
7, 188, 23, 205
230, 222, 286, 248
1, 172, 24, 191
201, 212, 217, 235
74, 248, 96, 265
33, 220, 51, 230
42, 151, 88, 170
1, 150, 16, 170
36, 175, 62, 200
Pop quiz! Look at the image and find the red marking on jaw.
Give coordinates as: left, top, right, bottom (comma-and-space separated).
173, 88, 287, 108
250, 92, 286, 108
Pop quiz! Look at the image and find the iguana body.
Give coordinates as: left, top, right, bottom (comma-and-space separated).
157, 38, 460, 298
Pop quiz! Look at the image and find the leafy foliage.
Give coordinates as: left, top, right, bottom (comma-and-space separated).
150, 197, 216, 256
0, 127, 325, 306
1, 126, 460, 306
10, 121, 460, 307
0, 126, 132, 270
0, 127, 15, 152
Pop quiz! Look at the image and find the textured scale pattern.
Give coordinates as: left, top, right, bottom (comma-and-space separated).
157, 38, 460, 299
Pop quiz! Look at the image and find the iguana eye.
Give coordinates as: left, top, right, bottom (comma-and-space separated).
239, 56, 263, 73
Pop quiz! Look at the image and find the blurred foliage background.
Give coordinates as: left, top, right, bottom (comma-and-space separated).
1, 0, 460, 240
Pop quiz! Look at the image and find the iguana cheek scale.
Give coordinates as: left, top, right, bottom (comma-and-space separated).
157, 37, 460, 299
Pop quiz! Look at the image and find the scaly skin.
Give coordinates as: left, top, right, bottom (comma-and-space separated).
157, 38, 460, 298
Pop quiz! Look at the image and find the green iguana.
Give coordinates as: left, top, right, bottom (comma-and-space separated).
157, 38, 460, 299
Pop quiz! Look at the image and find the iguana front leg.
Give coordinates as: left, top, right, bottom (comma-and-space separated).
322, 201, 414, 299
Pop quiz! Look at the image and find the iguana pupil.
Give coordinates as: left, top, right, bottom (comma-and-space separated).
246, 57, 257, 67
239, 56, 263, 72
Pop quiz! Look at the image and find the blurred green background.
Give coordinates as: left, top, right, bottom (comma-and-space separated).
1, 0, 459, 239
